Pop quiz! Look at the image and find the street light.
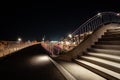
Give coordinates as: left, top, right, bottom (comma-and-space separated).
42, 37, 44, 41
18, 38, 22, 42
60, 41, 64, 45
117, 13, 120, 16
97, 13, 101, 16
65, 41, 70, 45
68, 34, 72, 38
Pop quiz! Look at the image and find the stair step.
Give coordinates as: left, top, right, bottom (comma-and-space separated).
99, 36, 120, 41
95, 41, 120, 45
107, 30, 120, 33
102, 34, 120, 37
87, 52, 120, 63
107, 28, 120, 32
88, 48, 120, 56
75, 59, 120, 80
58, 61, 106, 80
80, 56, 120, 73
105, 31, 120, 35
92, 45, 120, 50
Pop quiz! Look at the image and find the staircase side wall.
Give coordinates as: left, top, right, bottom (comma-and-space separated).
57, 23, 120, 61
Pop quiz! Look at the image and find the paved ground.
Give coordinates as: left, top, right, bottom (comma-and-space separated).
0, 44, 66, 80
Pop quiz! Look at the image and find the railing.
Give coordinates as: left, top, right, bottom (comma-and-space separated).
72, 12, 120, 35
41, 42, 62, 56
59, 12, 120, 51
42, 12, 120, 55
0, 41, 38, 57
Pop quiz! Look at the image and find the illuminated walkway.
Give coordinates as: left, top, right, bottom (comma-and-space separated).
0, 44, 66, 80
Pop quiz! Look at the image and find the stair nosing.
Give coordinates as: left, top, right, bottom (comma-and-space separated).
75, 59, 120, 79
81, 56, 120, 69
87, 52, 120, 61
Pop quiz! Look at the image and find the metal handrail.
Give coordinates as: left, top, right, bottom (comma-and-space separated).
72, 12, 120, 35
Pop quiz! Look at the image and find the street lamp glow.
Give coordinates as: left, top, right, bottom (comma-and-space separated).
68, 34, 72, 38
60, 41, 64, 44
18, 38, 22, 42
117, 13, 120, 16
97, 13, 101, 16
73, 42, 76, 45
65, 41, 70, 45
42, 38, 44, 41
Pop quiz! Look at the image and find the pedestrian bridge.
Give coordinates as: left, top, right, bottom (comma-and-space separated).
0, 12, 120, 80
41, 12, 120, 80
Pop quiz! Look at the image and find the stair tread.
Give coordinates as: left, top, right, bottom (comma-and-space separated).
101, 36, 120, 39
107, 27, 120, 31
96, 41, 120, 45
98, 41, 120, 42
107, 30, 120, 33
58, 61, 106, 80
81, 56, 120, 68
105, 33, 120, 36
75, 59, 120, 79
94, 44, 120, 47
88, 52, 120, 61
106, 31, 120, 34
90, 48, 120, 53
102, 34, 120, 38
97, 41, 120, 43
89, 48, 120, 56
92, 45, 120, 50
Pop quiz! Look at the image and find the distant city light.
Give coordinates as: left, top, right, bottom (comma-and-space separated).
42, 38, 44, 41
42, 35, 45, 41
50, 41, 58, 43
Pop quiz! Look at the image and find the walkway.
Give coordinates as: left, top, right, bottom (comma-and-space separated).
0, 44, 66, 80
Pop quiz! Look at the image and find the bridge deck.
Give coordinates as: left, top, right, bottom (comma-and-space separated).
0, 44, 66, 80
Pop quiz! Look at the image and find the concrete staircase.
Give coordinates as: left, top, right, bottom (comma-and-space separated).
74, 28, 120, 80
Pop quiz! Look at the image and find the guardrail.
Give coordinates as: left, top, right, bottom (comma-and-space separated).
41, 42, 62, 55
60, 12, 120, 51
0, 42, 39, 57
72, 12, 120, 35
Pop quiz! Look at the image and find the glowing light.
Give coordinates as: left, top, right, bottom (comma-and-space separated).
60, 41, 64, 44
42, 37, 44, 41
117, 13, 120, 16
68, 34, 72, 38
50, 41, 58, 43
18, 38, 22, 42
97, 13, 102, 16
65, 41, 70, 45
73, 42, 76, 45
30, 55, 49, 66
36, 56, 49, 61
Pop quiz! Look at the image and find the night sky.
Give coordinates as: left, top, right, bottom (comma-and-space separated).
0, 0, 120, 41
